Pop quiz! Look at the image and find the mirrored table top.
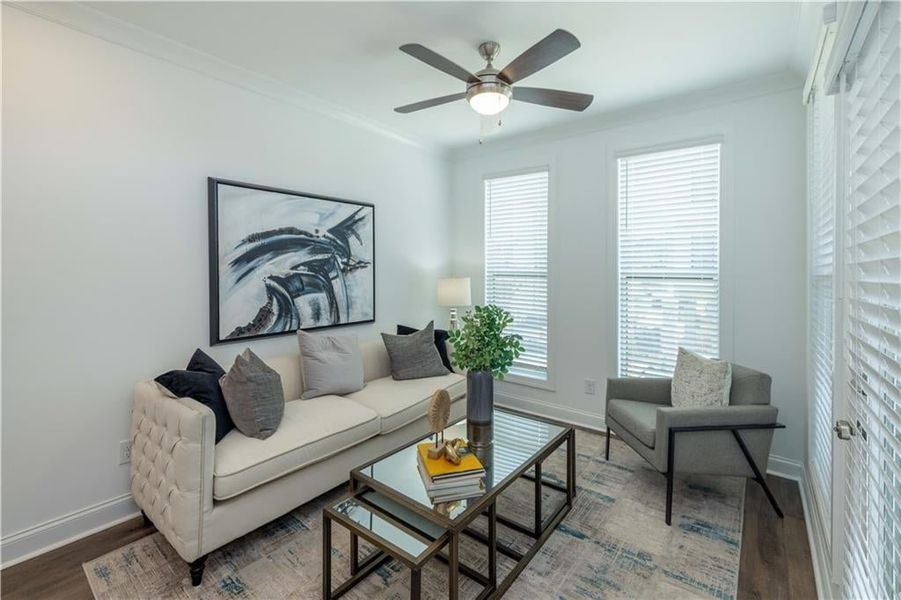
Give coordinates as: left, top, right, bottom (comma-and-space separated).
353, 409, 567, 521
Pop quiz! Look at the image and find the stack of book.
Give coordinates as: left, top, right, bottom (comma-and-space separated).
416, 443, 486, 504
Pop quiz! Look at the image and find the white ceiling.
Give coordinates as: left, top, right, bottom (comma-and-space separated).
80, 1, 813, 150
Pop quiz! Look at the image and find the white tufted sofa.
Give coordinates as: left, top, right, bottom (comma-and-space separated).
130, 340, 464, 585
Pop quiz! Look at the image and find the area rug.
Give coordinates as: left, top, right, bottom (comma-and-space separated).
84, 431, 744, 599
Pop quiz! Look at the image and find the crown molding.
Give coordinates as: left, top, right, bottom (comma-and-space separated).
7, 1, 446, 158
449, 70, 804, 161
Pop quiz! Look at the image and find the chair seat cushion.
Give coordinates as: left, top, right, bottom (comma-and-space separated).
213, 396, 379, 500
607, 399, 659, 448
344, 372, 465, 433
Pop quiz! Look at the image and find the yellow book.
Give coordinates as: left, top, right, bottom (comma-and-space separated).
416, 443, 484, 480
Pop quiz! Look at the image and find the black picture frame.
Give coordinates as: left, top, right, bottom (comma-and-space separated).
208, 177, 375, 346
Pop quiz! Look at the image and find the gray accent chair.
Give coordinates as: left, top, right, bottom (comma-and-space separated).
604, 363, 784, 525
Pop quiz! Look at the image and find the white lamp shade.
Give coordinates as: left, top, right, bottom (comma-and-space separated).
437, 277, 472, 307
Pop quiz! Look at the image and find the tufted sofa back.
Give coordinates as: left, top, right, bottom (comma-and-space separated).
257, 339, 391, 402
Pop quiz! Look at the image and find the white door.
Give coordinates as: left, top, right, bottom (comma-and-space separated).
835, 1, 900, 598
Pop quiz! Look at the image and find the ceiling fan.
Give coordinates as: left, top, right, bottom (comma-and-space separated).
394, 29, 594, 117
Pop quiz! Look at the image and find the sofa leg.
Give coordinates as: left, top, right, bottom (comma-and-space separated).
141, 510, 152, 528
731, 430, 784, 518
189, 556, 208, 587
605, 427, 611, 461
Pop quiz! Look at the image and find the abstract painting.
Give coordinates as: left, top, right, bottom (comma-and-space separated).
208, 178, 374, 345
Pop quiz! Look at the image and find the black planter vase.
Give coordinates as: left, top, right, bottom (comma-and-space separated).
466, 370, 494, 448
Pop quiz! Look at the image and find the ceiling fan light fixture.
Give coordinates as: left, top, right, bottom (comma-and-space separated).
466, 82, 512, 116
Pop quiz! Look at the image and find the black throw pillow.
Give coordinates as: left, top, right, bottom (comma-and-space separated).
155, 349, 234, 443
396, 324, 453, 372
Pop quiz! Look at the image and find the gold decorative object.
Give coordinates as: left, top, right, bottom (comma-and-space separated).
425, 437, 470, 465
427, 389, 451, 446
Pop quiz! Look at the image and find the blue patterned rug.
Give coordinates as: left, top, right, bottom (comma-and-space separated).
84, 431, 744, 599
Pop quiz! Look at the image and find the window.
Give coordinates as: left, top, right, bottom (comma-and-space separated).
484, 170, 549, 381
807, 87, 836, 552
617, 143, 721, 377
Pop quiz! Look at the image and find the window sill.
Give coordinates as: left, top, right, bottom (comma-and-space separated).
500, 372, 556, 392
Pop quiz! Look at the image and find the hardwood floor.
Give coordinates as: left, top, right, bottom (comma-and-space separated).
738, 475, 818, 600
2, 475, 816, 599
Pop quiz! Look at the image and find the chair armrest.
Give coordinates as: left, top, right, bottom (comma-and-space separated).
130, 380, 215, 562
655, 404, 779, 476
656, 404, 778, 432
606, 377, 672, 405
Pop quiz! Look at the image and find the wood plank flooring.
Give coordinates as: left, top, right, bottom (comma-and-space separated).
738, 475, 818, 600
2, 475, 817, 599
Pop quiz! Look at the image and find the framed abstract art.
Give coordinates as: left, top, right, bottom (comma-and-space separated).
208, 178, 375, 345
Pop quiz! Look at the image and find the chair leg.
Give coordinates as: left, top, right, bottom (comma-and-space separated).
141, 510, 152, 528
665, 428, 676, 526
665, 470, 674, 526
605, 427, 611, 461
189, 555, 208, 587
731, 430, 784, 518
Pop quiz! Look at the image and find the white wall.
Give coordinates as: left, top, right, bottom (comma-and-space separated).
450, 80, 808, 469
1, 7, 451, 562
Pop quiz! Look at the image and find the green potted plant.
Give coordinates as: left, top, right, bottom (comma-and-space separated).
448, 304, 524, 447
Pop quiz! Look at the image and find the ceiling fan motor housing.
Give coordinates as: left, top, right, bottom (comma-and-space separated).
466, 70, 513, 105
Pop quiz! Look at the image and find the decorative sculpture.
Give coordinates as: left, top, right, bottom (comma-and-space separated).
427, 389, 451, 459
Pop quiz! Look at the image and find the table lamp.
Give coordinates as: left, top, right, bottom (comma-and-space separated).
437, 277, 471, 330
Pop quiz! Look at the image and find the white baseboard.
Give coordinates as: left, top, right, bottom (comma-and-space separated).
767, 454, 804, 481
495, 391, 607, 432
800, 465, 833, 600
1, 493, 138, 569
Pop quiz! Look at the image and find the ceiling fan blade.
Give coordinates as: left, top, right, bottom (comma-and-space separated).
394, 92, 466, 114
399, 44, 480, 84
513, 87, 593, 112
498, 29, 581, 84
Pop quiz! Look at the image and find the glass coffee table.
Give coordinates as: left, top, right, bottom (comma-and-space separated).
322, 408, 575, 599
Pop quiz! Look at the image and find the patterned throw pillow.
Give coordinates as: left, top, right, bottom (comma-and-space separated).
671, 347, 732, 408
381, 321, 450, 380
220, 349, 285, 440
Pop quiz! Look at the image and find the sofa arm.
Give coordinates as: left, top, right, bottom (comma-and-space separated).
130, 380, 215, 562
606, 377, 672, 405
655, 404, 779, 476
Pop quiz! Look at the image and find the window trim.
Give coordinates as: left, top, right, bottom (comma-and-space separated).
611, 135, 731, 376
481, 163, 556, 391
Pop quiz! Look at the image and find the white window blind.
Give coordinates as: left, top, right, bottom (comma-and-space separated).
808, 88, 836, 553
617, 143, 721, 377
841, 1, 901, 598
484, 170, 549, 380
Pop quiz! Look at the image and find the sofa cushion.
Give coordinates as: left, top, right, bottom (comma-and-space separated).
606, 399, 659, 448
213, 396, 379, 500
344, 372, 465, 434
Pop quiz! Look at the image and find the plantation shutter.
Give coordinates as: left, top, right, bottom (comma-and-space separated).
808, 88, 837, 553
484, 170, 549, 380
841, 1, 901, 597
617, 143, 721, 377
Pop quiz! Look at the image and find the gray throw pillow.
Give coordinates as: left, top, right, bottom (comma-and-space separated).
671, 347, 732, 408
220, 349, 285, 440
381, 321, 450, 380
298, 331, 364, 399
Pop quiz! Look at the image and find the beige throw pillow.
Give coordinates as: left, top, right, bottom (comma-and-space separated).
671, 347, 732, 408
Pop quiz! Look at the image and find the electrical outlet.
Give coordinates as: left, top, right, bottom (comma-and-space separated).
584, 378, 598, 395
119, 440, 133, 465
